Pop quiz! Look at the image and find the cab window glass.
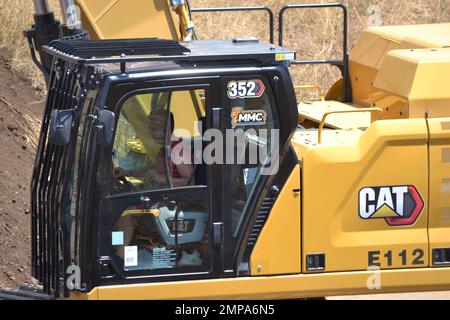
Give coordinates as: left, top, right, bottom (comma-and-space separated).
224, 78, 279, 239
108, 89, 206, 195
110, 193, 210, 273
101, 89, 210, 274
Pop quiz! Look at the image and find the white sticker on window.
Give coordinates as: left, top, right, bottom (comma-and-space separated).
124, 246, 138, 267
231, 107, 267, 129
111, 231, 124, 246
227, 80, 265, 99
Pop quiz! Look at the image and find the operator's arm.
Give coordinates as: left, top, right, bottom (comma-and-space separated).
172, 140, 194, 187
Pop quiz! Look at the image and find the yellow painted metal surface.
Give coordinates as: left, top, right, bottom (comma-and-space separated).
75, 0, 180, 40
428, 118, 450, 265
170, 90, 205, 138
249, 165, 301, 276
348, 23, 450, 107
70, 288, 98, 300
298, 101, 373, 130
72, 267, 450, 299
301, 119, 429, 272
317, 108, 381, 144
368, 24, 450, 48
293, 129, 364, 158
122, 208, 160, 217
372, 48, 450, 119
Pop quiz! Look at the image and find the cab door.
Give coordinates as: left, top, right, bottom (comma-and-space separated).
219, 75, 282, 273
95, 77, 222, 284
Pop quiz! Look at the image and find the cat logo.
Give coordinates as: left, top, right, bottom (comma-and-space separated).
359, 185, 424, 226
231, 108, 267, 129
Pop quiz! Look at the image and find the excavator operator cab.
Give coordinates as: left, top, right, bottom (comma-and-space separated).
31, 38, 299, 297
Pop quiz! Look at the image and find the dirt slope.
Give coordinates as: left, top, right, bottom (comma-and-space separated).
0, 47, 42, 288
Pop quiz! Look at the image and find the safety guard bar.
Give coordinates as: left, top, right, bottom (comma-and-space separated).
279, 3, 351, 102
318, 108, 383, 144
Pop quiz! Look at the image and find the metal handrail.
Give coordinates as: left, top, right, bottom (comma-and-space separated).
279, 3, 348, 55
278, 3, 351, 102
191, 6, 275, 44
318, 108, 383, 144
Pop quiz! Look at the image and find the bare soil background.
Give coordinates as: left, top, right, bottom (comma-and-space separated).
0, 47, 42, 287
0, 0, 449, 299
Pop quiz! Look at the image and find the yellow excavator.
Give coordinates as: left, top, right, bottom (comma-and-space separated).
1, 0, 449, 300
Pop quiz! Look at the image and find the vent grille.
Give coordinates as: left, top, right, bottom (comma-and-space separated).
47, 38, 190, 59
247, 196, 276, 247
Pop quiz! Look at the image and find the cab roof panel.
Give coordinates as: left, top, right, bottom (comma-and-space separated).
43, 38, 296, 67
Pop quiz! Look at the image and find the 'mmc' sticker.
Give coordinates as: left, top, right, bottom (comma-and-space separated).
231, 107, 267, 129
227, 80, 265, 99
358, 185, 424, 226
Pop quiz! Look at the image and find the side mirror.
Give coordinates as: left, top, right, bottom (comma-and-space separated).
96, 110, 116, 146
49, 109, 74, 146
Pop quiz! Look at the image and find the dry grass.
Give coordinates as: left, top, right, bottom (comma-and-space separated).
1, 0, 449, 91
193, 0, 450, 92
0, 0, 60, 90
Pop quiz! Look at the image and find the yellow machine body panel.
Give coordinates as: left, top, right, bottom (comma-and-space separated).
75, 0, 180, 40
372, 48, 450, 119
428, 118, 450, 264
69, 266, 450, 300
249, 165, 301, 276
299, 119, 429, 272
349, 23, 450, 107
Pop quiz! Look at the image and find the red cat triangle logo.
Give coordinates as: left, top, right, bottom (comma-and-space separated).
359, 185, 424, 226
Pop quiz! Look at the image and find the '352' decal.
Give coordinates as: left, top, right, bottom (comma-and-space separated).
227, 80, 265, 99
